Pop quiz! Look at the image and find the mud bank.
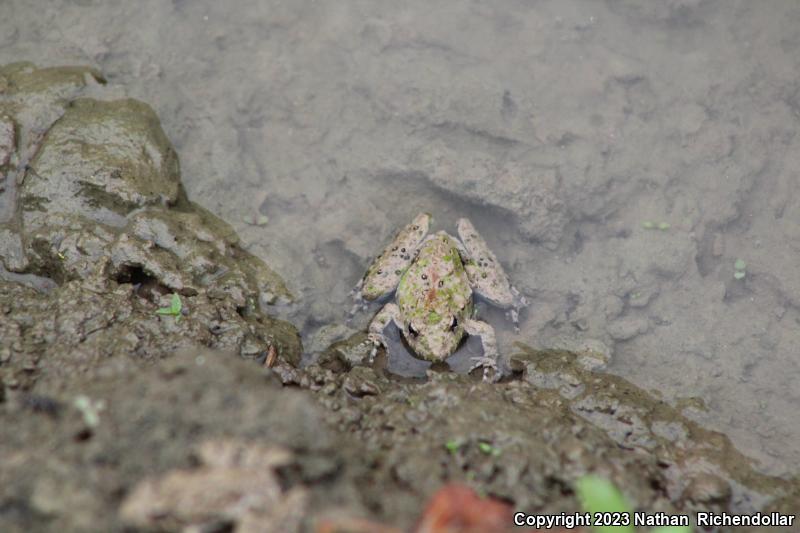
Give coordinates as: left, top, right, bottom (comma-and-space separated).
1, 63, 798, 533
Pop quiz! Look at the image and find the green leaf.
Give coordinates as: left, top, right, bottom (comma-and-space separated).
734, 258, 746, 271
733, 271, 746, 280
652, 527, 692, 533
445, 440, 461, 453
156, 294, 183, 321
478, 442, 500, 456
170, 293, 182, 313
657, 222, 670, 230
575, 476, 634, 533
642, 221, 655, 229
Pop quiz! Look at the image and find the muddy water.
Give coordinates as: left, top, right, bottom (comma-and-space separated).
3, 0, 799, 477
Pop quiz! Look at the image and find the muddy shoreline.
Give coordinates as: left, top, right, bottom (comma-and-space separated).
1, 63, 798, 532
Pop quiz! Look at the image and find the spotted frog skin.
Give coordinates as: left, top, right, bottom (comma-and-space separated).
353, 213, 526, 381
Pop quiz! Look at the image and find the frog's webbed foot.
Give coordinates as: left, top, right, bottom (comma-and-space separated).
367, 303, 401, 363
463, 318, 501, 382
347, 279, 369, 323
505, 286, 529, 333
366, 333, 385, 363
469, 355, 500, 383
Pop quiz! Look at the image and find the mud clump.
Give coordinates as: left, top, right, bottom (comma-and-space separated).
0, 351, 367, 532
0, 62, 301, 394
0, 62, 315, 532
280, 339, 800, 532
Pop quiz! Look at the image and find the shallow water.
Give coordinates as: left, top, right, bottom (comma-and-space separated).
3, 0, 799, 476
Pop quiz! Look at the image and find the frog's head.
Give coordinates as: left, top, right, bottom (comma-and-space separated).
402, 312, 465, 361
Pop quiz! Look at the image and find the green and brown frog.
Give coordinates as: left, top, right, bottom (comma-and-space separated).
353, 213, 526, 381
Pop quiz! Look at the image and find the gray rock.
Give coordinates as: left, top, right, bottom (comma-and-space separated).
411, 141, 568, 248
606, 316, 650, 341
0, 63, 301, 389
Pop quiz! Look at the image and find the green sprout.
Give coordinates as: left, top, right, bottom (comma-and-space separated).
478, 442, 501, 457
576, 475, 634, 533
156, 293, 183, 323
73, 395, 105, 428
576, 475, 691, 533
642, 221, 670, 231
445, 440, 462, 454
243, 213, 270, 226
734, 258, 747, 280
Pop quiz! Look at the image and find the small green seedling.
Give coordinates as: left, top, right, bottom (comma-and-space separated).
478, 442, 501, 457
73, 395, 105, 428
445, 440, 462, 454
642, 221, 670, 231
244, 213, 269, 226
576, 475, 634, 533
733, 258, 746, 280
576, 475, 691, 533
156, 293, 183, 323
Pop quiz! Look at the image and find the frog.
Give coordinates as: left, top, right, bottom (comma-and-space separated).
352, 213, 527, 381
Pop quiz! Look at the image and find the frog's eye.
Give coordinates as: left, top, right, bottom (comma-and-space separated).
408, 323, 419, 338
449, 316, 458, 332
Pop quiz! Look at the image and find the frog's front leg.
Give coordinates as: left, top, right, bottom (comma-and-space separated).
367, 302, 402, 363
463, 318, 501, 382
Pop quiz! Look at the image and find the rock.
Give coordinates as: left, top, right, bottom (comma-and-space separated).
0, 114, 13, 175
120, 438, 308, 532
305, 323, 358, 356
318, 331, 373, 372
0, 351, 367, 532
0, 63, 300, 386
0, 229, 26, 272
682, 473, 731, 507
411, 141, 568, 248
606, 316, 650, 341
22, 98, 180, 229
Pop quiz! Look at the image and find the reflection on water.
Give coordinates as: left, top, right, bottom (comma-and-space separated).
3, 0, 800, 476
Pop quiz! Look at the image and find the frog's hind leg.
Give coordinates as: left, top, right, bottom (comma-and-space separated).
504, 286, 529, 331
367, 303, 402, 363
348, 278, 373, 319
463, 318, 501, 382
456, 218, 528, 330
352, 213, 431, 307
